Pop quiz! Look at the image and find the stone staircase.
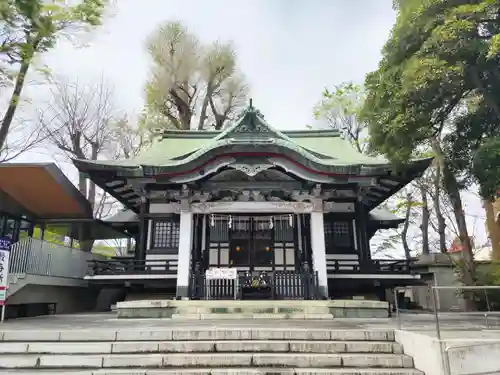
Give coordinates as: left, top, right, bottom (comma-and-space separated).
0, 327, 423, 374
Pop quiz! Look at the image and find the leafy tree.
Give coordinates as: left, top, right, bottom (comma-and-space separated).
313, 82, 366, 153
361, 0, 500, 293
474, 137, 500, 261
142, 21, 249, 131
0, 0, 108, 153
474, 137, 500, 204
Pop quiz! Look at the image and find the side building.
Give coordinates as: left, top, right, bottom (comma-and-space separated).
75, 105, 432, 300
0, 163, 126, 318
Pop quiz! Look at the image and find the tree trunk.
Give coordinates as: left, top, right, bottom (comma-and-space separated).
402, 193, 412, 260
197, 88, 212, 130
87, 143, 99, 210
78, 172, 87, 198
433, 163, 447, 253
0, 60, 31, 152
419, 184, 430, 255
79, 143, 99, 253
484, 199, 500, 261
431, 138, 476, 310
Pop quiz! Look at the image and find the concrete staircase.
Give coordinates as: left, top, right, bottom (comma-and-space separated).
6, 273, 27, 297
0, 327, 423, 374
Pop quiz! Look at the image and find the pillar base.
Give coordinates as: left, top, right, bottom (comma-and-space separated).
176, 285, 190, 298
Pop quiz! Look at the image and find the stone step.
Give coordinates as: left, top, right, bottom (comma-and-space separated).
171, 313, 334, 320
0, 340, 404, 354
0, 329, 395, 342
0, 368, 425, 375
0, 353, 414, 368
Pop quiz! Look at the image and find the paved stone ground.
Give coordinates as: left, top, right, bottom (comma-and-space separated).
0, 312, 498, 343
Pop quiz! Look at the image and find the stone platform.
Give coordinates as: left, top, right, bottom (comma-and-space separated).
116, 299, 389, 319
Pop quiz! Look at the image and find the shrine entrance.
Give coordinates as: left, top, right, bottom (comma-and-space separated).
206, 214, 302, 271
229, 217, 274, 269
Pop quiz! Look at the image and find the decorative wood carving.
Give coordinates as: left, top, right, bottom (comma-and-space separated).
311, 184, 322, 197
323, 202, 355, 212
190, 201, 315, 214
149, 203, 181, 214
291, 190, 314, 202
230, 163, 273, 176
190, 191, 211, 203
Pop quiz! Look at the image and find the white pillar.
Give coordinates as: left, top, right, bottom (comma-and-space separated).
176, 209, 193, 298
310, 211, 328, 298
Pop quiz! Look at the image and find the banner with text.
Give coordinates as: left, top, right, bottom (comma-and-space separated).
0, 238, 12, 306
205, 267, 237, 280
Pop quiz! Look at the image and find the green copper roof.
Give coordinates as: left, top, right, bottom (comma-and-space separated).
74, 106, 392, 172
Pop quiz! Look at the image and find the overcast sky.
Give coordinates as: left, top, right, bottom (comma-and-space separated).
41, 0, 395, 129
7, 0, 486, 253
17, 0, 397, 163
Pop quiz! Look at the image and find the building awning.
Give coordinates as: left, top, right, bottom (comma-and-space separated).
42, 218, 131, 240
0, 163, 92, 219
369, 207, 404, 227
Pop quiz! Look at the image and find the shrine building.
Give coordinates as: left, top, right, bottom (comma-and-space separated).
74, 105, 431, 300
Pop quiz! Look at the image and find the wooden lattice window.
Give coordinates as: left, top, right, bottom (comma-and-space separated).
151, 220, 180, 249
324, 220, 354, 253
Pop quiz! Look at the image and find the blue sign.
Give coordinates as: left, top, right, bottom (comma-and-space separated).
0, 238, 11, 252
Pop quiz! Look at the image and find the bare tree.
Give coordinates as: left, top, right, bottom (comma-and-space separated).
40, 77, 146, 252
40, 77, 115, 211
143, 21, 249, 131
0, 0, 108, 153
0, 115, 46, 162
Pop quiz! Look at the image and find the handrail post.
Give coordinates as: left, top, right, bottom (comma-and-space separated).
394, 287, 401, 330
431, 286, 451, 375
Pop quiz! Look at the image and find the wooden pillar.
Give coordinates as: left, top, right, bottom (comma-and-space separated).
191, 214, 204, 272
293, 214, 301, 271
136, 197, 148, 265
355, 199, 371, 270
301, 214, 312, 269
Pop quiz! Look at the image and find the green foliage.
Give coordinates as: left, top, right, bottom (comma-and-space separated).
1, 0, 107, 62
19, 226, 116, 257
474, 262, 500, 311
313, 82, 367, 152
143, 20, 248, 131
0, 0, 108, 152
473, 136, 500, 200
361, 0, 500, 170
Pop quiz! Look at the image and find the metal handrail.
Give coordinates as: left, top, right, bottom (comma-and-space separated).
9, 237, 90, 279
394, 285, 500, 375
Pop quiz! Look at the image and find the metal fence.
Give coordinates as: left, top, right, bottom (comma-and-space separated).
9, 237, 90, 279
190, 270, 319, 300
394, 285, 500, 375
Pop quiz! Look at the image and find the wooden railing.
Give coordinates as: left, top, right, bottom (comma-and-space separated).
326, 258, 412, 274
87, 258, 178, 276
189, 270, 319, 300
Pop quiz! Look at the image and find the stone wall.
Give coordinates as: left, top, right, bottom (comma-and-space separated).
7, 284, 99, 315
